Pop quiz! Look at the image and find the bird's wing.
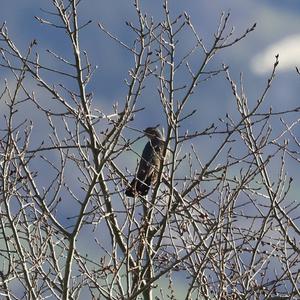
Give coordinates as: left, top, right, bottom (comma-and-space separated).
136, 140, 164, 182
136, 142, 155, 182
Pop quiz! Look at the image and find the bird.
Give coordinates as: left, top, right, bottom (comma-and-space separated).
125, 127, 164, 197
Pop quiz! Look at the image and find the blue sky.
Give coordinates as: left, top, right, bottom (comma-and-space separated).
2, 1, 300, 103
2, 0, 300, 221
1, 1, 300, 297
1, 5, 299, 187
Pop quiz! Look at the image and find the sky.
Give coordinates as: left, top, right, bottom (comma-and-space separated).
1, 0, 300, 297
0, 0, 299, 234
1, 0, 300, 257
1, 0, 300, 117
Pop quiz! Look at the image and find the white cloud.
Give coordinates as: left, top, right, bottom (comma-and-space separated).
251, 35, 300, 75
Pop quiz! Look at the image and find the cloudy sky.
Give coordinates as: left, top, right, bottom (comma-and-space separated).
1, 1, 300, 297
1, 0, 300, 235
1, 0, 300, 114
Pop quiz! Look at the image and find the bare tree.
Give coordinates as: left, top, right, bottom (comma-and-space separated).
0, 0, 299, 299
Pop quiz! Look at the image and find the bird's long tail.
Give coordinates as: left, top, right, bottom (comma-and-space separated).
125, 177, 151, 197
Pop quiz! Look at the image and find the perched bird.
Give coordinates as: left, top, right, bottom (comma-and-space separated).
125, 127, 164, 197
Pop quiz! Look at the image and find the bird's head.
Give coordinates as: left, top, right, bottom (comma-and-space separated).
144, 127, 163, 140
